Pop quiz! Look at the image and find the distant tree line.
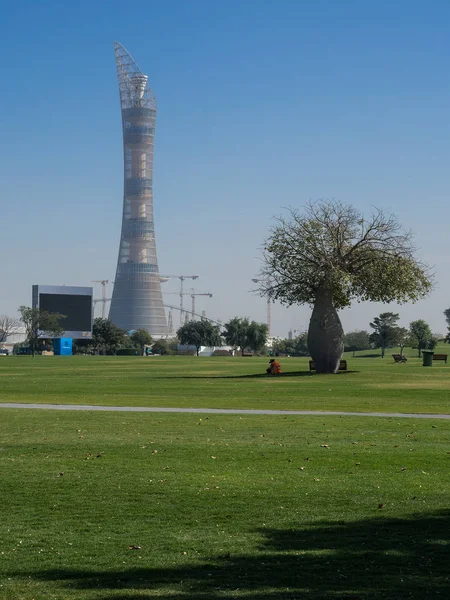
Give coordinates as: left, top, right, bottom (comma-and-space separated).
271, 333, 309, 357
3, 303, 450, 360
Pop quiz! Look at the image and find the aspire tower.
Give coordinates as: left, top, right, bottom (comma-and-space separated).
109, 42, 168, 335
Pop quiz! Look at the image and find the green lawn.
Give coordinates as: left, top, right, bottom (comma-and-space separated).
0, 409, 449, 599
1, 348, 450, 414
0, 355, 449, 598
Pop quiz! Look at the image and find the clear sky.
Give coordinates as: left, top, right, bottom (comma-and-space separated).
1, 0, 450, 337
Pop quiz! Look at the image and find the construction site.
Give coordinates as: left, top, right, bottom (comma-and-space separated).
92, 277, 216, 337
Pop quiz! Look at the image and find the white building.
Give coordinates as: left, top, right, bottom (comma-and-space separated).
178, 344, 234, 356
266, 336, 282, 349
0, 327, 27, 353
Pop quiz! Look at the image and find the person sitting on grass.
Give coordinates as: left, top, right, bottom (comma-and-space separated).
266, 359, 282, 375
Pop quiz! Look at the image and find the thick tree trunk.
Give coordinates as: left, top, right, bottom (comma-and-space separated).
307, 288, 344, 374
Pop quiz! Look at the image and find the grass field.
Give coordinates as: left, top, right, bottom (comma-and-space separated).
0, 353, 449, 598
1, 346, 450, 414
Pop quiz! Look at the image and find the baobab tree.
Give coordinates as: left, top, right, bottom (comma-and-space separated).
258, 200, 432, 373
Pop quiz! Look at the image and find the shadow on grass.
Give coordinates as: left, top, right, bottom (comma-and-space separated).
165, 371, 360, 379
16, 510, 450, 599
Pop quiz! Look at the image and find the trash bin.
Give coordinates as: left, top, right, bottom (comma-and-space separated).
422, 350, 434, 367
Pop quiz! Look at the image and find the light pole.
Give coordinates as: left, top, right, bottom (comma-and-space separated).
251, 278, 271, 337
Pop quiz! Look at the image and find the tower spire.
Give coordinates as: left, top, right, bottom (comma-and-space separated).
109, 43, 168, 336
113, 42, 156, 110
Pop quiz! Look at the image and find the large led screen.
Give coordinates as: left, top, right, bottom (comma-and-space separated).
39, 293, 92, 332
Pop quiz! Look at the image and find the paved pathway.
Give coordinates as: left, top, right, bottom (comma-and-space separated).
0, 403, 449, 419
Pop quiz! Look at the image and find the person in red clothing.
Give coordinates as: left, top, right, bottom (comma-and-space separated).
266, 359, 282, 374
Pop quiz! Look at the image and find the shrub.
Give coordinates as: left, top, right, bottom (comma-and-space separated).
116, 348, 141, 356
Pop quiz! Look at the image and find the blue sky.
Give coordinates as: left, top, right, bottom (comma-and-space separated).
1, 0, 450, 336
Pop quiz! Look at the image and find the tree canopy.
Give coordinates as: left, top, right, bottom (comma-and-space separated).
18, 306, 66, 357
272, 333, 309, 357
245, 321, 268, 354
177, 320, 222, 356
92, 318, 126, 354
259, 200, 432, 372
130, 329, 153, 354
343, 330, 371, 357
261, 201, 431, 309
395, 327, 410, 356
369, 312, 401, 358
222, 318, 250, 355
222, 317, 268, 355
151, 340, 168, 355
409, 319, 435, 357
444, 309, 450, 343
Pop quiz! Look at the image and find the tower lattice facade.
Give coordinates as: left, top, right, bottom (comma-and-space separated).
109, 42, 168, 335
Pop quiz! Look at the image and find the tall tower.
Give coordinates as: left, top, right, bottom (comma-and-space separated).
109, 42, 168, 335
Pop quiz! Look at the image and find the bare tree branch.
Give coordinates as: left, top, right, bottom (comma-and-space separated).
0, 315, 20, 346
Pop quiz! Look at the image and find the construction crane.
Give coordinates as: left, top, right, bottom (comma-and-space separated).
190, 289, 213, 320
165, 288, 213, 322
162, 302, 221, 325
252, 278, 272, 337
93, 297, 111, 307
90, 299, 219, 334
159, 275, 199, 325
92, 280, 111, 319
167, 309, 174, 335
92, 275, 196, 324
